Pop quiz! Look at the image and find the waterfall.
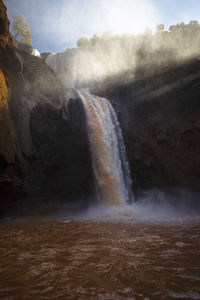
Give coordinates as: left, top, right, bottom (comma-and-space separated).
45, 50, 77, 88
77, 90, 133, 206
45, 52, 133, 205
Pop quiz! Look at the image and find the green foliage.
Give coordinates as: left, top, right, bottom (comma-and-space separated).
157, 24, 164, 32
13, 13, 32, 46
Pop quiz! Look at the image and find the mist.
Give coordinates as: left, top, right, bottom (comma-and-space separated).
45, 20, 200, 90
57, 189, 200, 223
5, 0, 200, 86
4, 0, 200, 52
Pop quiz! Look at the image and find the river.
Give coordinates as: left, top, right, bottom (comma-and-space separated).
0, 216, 200, 299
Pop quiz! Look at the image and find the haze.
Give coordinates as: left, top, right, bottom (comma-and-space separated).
4, 0, 200, 52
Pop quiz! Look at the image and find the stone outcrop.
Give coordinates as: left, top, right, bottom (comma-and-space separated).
0, 0, 23, 212
0, 0, 12, 48
0, 68, 22, 212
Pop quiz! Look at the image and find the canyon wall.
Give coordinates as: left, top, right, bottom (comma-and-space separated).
0, 0, 94, 216
1, 0, 200, 215
100, 61, 200, 197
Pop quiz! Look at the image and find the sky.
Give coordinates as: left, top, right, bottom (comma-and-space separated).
4, 0, 200, 53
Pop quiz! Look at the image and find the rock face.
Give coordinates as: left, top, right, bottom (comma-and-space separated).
43, 41, 200, 201
102, 60, 200, 197
0, 50, 94, 215
0, 0, 22, 213
0, 0, 12, 48
0, 68, 22, 212
0, 0, 94, 216
27, 98, 94, 213
1, 0, 200, 215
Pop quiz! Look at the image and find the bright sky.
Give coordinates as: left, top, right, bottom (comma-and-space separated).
4, 0, 200, 53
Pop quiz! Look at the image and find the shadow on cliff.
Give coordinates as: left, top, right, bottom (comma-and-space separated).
25, 98, 95, 214
89, 57, 200, 201
1, 0, 200, 216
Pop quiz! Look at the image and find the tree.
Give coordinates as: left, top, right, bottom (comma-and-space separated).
13, 14, 32, 46
77, 37, 89, 49
157, 24, 164, 32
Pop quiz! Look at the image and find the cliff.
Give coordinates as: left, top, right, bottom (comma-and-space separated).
99, 60, 200, 198
1, 0, 200, 216
0, 0, 12, 48
0, 0, 94, 216
0, 0, 23, 212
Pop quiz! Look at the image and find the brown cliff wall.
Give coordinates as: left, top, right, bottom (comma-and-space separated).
1, 0, 200, 215
0, 0, 12, 48
103, 60, 200, 198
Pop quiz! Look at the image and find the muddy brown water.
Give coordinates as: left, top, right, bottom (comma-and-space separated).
0, 219, 200, 299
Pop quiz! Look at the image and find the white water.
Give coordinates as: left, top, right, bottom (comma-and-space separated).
77, 90, 132, 206
45, 50, 77, 88
46, 53, 133, 206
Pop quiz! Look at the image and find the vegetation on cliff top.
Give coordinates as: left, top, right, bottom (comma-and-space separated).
74, 20, 200, 85
12, 13, 32, 46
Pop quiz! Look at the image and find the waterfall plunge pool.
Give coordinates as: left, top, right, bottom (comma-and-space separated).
0, 214, 200, 299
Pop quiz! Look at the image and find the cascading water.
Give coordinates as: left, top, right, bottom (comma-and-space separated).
45, 51, 77, 88
76, 90, 133, 206
46, 54, 133, 205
